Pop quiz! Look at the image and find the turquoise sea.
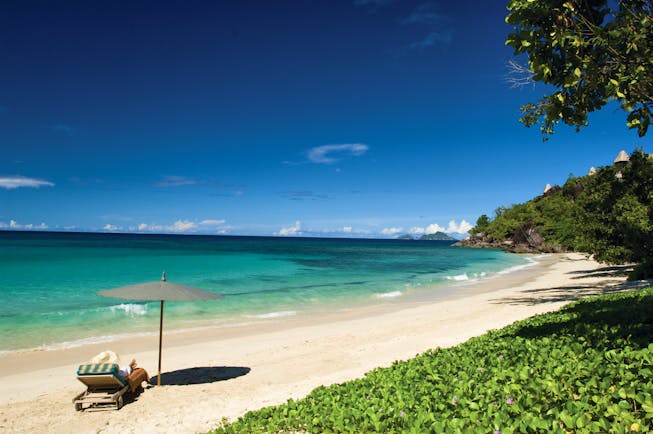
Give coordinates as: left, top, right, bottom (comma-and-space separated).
0, 231, 534, 353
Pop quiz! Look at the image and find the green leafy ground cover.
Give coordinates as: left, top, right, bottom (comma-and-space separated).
212, 288, 653, 433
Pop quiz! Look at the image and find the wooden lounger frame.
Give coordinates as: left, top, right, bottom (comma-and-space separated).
73, 364, 129, 411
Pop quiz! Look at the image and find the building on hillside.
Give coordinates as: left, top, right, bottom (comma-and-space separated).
543, 183, 552, 194
614, 150, 630, 166
614, 150, 630, 180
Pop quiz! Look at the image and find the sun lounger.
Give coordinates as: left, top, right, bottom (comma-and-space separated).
73, 363, 129, 411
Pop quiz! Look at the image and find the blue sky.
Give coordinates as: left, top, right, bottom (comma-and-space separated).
0, 0, 648, 238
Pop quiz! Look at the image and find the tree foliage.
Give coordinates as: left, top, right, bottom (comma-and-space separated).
472, 150, 653, 278
478, 179, 581, 249
470, 214, 491, 234
576, 150, 653, 277
506, 0, 653, 138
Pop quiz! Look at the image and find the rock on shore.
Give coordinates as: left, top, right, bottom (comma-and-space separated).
454, 223, 567, 254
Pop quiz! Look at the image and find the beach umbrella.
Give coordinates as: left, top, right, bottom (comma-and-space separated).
98, 272, 223, 386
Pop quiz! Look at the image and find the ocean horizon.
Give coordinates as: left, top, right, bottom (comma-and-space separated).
0, 230, 534, 353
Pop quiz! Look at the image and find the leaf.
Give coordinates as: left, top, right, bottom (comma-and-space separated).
575, 414, 588, 429
559, 411, 574, 429
641, 401, 653, 413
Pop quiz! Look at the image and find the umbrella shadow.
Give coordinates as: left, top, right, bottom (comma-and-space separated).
151, 366, 251, 386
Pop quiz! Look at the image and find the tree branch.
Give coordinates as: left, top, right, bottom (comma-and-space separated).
505, 59, 535, 88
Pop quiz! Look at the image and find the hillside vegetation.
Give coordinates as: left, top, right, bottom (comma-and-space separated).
212, 288, 653, 433
462, 150, 653, 279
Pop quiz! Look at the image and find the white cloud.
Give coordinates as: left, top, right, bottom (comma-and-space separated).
171, 220, 197, 232
0, 219, 48, 230
103, 224, 120, 231
426, 223, 446, 234
410, 31, 453, 49
447, 219, 473, 234
410, 223, 446, 235
402, 2, 453, 50
410, 220, 472, 236
278, 221, 302, 236
134, 220, 198, 233
295, 226, 372, 238
154, 176, 198, 187
381, 227, 404, 235
281, 191, 331, 201
307, 143, 369, 164
200, 219, 226, 226
402, 3, 442, 25
0, 176, 54, 189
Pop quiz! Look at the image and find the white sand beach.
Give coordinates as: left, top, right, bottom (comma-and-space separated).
0, 253, 648, 434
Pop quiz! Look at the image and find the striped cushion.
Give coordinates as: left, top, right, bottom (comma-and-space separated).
77, 363, 127, 387
77, 363, 120, 376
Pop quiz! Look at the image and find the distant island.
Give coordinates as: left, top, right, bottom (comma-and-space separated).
397, 232, 456, 241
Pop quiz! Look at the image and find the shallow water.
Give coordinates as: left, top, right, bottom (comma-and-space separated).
0, 231, 531, 352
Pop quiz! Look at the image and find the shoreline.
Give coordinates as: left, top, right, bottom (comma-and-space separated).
0, 253, 548, 373
0, 251, 537, 357
0, 253, 647, 433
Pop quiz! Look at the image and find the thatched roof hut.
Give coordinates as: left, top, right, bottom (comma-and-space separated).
614, 150, 630, 165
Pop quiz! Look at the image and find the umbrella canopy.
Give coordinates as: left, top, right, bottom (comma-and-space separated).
98, 272, 220, 302
98, 272, 223, 385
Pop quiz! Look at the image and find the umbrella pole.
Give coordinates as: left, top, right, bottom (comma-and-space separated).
158, 300, 164, 386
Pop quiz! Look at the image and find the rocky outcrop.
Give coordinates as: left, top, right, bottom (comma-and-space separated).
454, 223, 567, 254
512, 221, 544, 247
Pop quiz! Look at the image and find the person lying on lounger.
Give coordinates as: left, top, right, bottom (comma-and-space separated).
118, 358, 150, 393
90, 350, 150, 392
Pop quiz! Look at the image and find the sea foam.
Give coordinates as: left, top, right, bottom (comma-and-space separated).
375, 291, 402, 299
446, 273, 469, 281
247, 310, 297, 319
108, 303, 148, 316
